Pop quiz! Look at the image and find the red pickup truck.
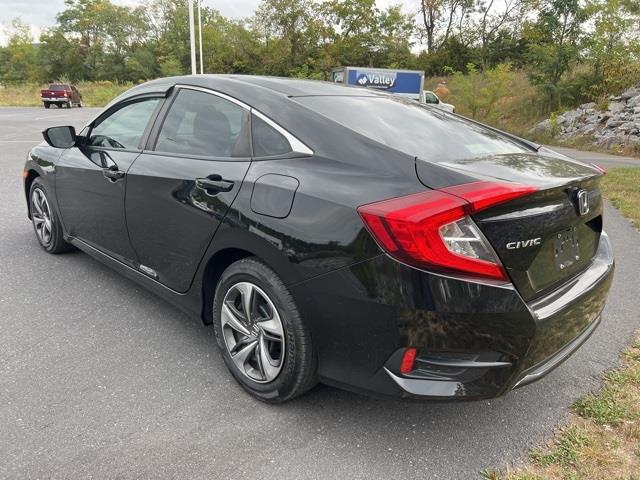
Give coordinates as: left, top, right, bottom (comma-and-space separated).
40, 83, 83, 109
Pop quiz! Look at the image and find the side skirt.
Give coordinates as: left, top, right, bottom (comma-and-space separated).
68, 236, 203, 321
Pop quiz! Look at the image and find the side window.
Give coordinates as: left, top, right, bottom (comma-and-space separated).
251, 114, 292, 157
89, 98, 160, 150
155, 88, 249, 158
423, 92, 439, 104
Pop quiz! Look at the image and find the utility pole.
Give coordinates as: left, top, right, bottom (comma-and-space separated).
188, 0, 196, 75
198, 0, 203, 74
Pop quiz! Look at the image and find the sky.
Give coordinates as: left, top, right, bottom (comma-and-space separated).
0, 0, 415, 45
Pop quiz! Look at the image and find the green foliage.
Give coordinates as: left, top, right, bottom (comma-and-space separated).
530, 426, 592, 467
581, 0, 640, 99
0, 0, 639, 128
449, 63, 519, 122
419, 37, 478, 76
0, 19, 39, 84
524, 0, 587, 111
0, 81, 132, 107
573, 390, 626, 426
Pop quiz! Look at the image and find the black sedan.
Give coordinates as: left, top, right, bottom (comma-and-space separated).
23, 75, 614, 402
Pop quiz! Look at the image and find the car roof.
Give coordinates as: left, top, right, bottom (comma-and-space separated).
220, 75, 378, 97
113, 74, 380, 101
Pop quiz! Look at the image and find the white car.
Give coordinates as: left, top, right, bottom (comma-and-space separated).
422, 90, 455, 113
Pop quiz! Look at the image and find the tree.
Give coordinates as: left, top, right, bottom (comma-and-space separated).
525, 0, 588, 110
254, 0, 322, 74
322, 0, 415, 69
583, 0, 640, 97
38, 28, 85, 82
0, 19, 39, 83
450, 63, 518, 121
419, 0, 473, 53
472, 0, 527, 69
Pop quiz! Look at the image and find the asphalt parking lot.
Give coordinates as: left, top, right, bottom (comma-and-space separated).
1, 106, 640, 479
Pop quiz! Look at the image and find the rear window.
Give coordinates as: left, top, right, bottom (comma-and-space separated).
295, 96, 529, 163
48, 84, 70, 91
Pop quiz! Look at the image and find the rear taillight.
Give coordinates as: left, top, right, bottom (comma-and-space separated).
357, 181, 537, 281
591, 163, 606, 175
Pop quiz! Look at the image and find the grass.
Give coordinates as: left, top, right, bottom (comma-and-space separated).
0, 81, 134, 107
485, 168, 640, 480
601, 168, 640, 228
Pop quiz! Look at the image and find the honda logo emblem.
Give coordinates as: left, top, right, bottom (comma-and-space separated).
576, 189, 589, 216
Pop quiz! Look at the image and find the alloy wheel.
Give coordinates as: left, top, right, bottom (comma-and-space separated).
221, 282, 285, 383
31, 188, 52, 246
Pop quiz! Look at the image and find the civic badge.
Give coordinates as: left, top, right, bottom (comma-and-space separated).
576, 189, 589, 216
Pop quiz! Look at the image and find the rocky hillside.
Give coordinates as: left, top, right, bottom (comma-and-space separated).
533, 86, 640, 151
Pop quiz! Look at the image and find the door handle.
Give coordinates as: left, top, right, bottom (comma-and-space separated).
195, 177, 235, 193
103, 169, 125, 181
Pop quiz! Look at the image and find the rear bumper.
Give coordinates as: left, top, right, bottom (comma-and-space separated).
514, 313, 601, 388
42, 98, 69, 102
295, 232, 614, 400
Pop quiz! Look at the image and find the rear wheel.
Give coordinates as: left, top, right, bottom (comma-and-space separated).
43, 102, 50, 109
212, 258, 317, 403
29, 178, 74, 254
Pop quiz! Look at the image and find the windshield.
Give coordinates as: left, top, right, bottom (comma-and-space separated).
295, 95, 529, 163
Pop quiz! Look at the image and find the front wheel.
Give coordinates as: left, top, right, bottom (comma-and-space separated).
212, 258, 317, 403
29, 178, 74, 254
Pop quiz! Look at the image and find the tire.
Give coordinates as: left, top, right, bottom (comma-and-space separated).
77, 101, 83, 108
43, 102, 50, 109
212, 258, 317, 403
29, 178, 75, 254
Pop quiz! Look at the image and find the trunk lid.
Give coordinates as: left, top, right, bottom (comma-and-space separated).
416, 152, 604, 301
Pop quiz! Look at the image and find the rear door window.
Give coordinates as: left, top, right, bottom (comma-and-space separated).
154, 88, 250, 158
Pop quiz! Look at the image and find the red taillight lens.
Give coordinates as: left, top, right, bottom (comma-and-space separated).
590, 163, 606, 175
357, 181, 537, 281
400, 348, 417, 374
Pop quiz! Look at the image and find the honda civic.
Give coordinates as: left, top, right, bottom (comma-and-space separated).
23, 75, 614, 402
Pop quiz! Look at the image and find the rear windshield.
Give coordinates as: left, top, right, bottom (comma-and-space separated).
48, 84, 70, 91
295, 95, 529, 162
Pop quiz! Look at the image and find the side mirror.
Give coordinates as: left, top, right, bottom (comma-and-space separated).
43, 126, 76, 148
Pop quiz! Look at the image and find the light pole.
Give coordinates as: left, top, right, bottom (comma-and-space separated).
198, 0, 204, 74
188, 0, 197, 75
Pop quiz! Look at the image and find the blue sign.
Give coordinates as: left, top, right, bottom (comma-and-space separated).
355, 71, 397, 89
347, 69, 422, 95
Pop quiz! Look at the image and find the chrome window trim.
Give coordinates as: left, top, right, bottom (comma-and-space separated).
174, 84, 251, 110
251, 109, 314, 156
174, 84, 314, 157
